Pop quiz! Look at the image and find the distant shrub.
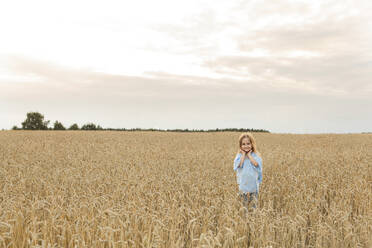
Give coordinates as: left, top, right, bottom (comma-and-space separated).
68, 123, 79, 130
53, 121, 66, 130
81, 123, 102, 130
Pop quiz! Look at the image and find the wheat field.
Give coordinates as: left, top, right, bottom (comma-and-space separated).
0, 131, 371, 247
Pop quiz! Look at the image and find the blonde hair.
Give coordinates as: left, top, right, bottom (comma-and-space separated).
237, 132, 261, 157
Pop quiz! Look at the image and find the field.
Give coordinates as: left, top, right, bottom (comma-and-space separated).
0, 131, 371, 247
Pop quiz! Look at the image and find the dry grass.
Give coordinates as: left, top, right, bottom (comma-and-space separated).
0, 131, 371, 247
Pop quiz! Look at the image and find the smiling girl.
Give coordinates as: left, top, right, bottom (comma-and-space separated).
233, 132, 263, 209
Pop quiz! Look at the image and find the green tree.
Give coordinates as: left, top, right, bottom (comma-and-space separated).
21, 112, 50, 130
12, 125, 19, 130
53, 121, 66, 130
81, 123, 97, 130
68, 123, 79, 130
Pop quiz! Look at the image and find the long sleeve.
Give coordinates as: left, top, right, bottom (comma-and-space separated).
233, 153, 242, 171
253, 154, 263, 184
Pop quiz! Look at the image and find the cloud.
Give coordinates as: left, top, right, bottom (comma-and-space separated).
237, 14, 369, 54
146, 0, 372, 99
1, 55, 371, 132
0, 56, 251, 105
2, 55, 370, 107
1, 0, 372, 132
201, 2, 372, 97
204, 53, 372, 96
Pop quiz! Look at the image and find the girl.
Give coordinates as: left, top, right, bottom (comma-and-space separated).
233, 133, 263, 209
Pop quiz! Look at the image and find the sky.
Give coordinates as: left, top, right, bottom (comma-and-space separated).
1, 0, 371, 133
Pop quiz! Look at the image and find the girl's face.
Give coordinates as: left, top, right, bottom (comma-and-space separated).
241, 137, 252, 152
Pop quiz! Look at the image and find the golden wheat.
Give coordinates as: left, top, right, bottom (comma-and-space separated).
0, 131, 371, 247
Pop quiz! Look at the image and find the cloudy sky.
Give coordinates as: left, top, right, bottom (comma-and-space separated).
1, 0, 371, 133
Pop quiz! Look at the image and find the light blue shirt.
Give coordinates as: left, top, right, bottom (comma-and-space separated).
233, 152, 262, 193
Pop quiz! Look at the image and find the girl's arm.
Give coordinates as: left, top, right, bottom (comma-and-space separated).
247, 151, 259, 167
233, 151, 245, 170
238, 149, 247, 167
248, 152, 263, 183
238, 151, 246, 168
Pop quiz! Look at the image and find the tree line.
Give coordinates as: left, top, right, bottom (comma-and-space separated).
11, 112, 270, 132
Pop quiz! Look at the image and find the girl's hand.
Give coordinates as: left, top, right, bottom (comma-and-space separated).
240, 149, 247, 155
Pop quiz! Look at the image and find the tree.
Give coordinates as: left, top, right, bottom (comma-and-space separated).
81, 123, 97, 130
12, 125, 19, 130
68, 123, 79, 130
53, 121, 66, 130
21, 112, 50, 130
